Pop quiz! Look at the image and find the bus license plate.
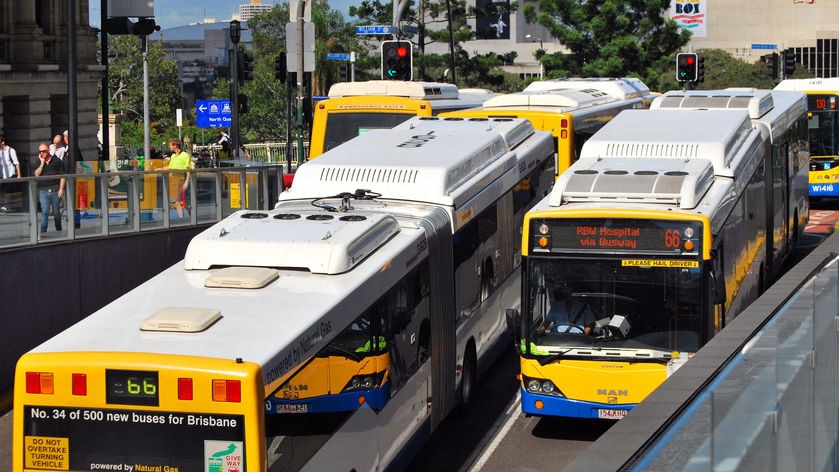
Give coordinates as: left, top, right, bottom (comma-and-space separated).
597, 408, 628, 419
276, 404, 308, 414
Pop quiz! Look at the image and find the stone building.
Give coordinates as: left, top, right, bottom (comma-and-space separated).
0, 1, 101, 171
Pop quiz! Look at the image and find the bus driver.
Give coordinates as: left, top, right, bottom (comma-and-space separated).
545, 285, 596, 334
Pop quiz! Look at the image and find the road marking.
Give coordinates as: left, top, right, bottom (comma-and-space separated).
462, 390, 522, 472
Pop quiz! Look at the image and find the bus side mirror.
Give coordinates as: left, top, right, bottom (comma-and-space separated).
505, 309, 521, 350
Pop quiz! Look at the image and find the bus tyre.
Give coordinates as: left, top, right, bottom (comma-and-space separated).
457, 343, 477, 416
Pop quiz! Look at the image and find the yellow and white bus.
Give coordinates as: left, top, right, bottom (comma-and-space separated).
775, 78, 839, 198
439, 77, 657, 179
308, 80, 495, 159
508, 88, 808, 420
13, 116, 555, 471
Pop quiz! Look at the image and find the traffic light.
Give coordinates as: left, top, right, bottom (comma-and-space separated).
239, 93, 249, 114
274, 53, 287, 82
381, 40, 412, 81
238, 48, 254, 85
696, 55, 706, 83
104, 17, 160, 36
339, 61, 349, 82
761, 53, 778, 80
783, 48, 796, 76
676, 53, 698, 82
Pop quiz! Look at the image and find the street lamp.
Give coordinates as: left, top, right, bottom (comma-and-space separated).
525, 34, 544, 79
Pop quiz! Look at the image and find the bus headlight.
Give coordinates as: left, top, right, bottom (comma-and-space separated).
523, 376, 564, 397
342, 372, 385, 392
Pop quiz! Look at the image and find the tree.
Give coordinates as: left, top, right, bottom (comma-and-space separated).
231, 2, 374, 142
524, 0, 691, 86
107, 35, 182, 134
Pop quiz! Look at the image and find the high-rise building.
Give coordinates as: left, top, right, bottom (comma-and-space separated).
239, 1, 274, 22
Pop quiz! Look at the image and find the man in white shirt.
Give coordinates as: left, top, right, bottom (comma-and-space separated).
0, 136, 21, 212
49, 134, 66, 161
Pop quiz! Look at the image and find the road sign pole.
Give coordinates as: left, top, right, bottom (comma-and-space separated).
296, 1, 306, 167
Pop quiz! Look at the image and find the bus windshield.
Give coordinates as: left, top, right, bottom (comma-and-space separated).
525, 257, 702, 356
809, 109, 839, 157
322, 112, 416, 154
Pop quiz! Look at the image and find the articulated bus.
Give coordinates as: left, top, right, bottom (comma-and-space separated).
775, 78, 839, 198
13, 116, 555, 471
308, 80, 495, 159
439, 77, 657, 179
508, 88, 808, 420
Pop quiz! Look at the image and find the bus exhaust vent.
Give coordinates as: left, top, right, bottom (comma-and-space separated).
317, 166, 420, 185
140, 307, 222, 333
205, 266, 279, 289
551, 158, 715, 209
600, 143, 702, 160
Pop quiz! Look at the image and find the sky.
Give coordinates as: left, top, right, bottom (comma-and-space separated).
90, 0, 357, 31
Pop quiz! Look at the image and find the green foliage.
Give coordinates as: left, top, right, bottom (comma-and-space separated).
523, 0, 691, 85
107, 36, 182, 131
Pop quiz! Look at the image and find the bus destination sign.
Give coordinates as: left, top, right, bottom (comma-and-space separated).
534, 218, 701, 255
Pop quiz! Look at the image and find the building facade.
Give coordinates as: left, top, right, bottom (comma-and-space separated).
674, 0, 839, 77
0, 0, 101, 169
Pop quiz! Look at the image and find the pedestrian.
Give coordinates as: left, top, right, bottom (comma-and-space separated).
218, 129, 231, 159
49, 134, 66, 161
165, 138, 193, 218
34, 142, 66, 232
0, 137, 21, 212
61, 129, 74, 161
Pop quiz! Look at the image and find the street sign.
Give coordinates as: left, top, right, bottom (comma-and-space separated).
752, 43, 776, 50
356, 25, 392, 35
326, 53, 350, 61
196, 100, 232, 128
286, 22, 316, 73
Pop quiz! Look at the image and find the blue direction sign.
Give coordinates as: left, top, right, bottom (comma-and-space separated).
751, 43, 776, 50
356, 25, 392, 35
326, 53, 350, 61
196, 100, 232, 129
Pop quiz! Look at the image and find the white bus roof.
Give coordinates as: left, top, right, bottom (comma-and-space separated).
652, 88, 807, 143
578, 109, 757, 178
775, 78, 839, 92
281, 116, 552, 208
327, 80, 461, 100
482, 77, 653, 111
523, 77, 652, 100
550, 156, 716, 210
652, 88, 776, 119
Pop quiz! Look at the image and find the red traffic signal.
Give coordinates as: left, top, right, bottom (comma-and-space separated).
381, 40, 412, 81
676, 52, 699, 82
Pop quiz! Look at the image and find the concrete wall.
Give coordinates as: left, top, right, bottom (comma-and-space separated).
0, 226, 210, 398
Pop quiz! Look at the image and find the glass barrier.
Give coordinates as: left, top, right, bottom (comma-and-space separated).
0, 159, 284, 249
634, 257, 839, 471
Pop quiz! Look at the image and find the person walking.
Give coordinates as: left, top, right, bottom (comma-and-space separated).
166, 138, 193, 218
0, 137, 21, 212
34, 142, 66, 232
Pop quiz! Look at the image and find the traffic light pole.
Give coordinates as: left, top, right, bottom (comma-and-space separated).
295, 1, 307, 167
231, 45, 240, 159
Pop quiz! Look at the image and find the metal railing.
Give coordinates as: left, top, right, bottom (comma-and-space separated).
630, 254, 839, 472
0, 160, 284, 250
